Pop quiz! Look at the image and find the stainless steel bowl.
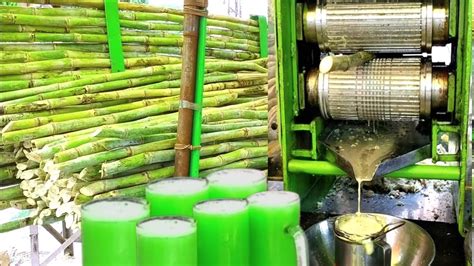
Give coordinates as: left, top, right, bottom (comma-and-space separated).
305, 213, 436, 266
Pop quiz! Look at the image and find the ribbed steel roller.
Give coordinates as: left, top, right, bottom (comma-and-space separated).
306, 58, 448, 121
303, 0, 448, 53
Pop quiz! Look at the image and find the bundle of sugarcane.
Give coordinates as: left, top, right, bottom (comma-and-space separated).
0, 57, 268, 230
0, 1, 268, 231
0, 2, 262, 64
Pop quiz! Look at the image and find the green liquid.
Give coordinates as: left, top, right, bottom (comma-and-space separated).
248, 191, 300, 266
193, 199, 250, 266
206, 169, 267, 199
146, 178, 208, 217
81, 198, 149, 266
136, 217, 197, 266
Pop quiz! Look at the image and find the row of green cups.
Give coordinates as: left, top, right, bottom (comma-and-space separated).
81, 169, 308, 266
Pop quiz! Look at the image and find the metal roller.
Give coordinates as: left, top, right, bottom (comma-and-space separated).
306, 58, 448, 121
303, 0, 448, 53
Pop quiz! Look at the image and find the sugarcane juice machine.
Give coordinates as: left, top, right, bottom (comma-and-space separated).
274, 0, 472, 235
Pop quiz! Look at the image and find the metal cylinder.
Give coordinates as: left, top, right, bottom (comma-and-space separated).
303, 0, 449, 53
306, 58, 448, 121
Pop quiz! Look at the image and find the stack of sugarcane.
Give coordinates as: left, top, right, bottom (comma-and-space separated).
0, 2, 261, 62
0, 1, 268, 231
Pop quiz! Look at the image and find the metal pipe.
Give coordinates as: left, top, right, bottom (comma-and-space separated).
189, 16, 208, 177
174, 0, 208, 177
303, 0, 449, 53
287, 159, 461, 180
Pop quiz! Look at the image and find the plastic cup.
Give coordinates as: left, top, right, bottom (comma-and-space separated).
81, 197, 149, 266
146, 177, 208, 217
206, 169, 266, 199
193, 199, 250, 266
248, 191, 309, 266
136, 217, 197, 266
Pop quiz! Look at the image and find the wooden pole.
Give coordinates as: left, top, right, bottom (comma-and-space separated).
174, 0, 208, 176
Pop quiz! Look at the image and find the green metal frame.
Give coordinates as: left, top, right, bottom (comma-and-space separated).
104, 0, 125, 73
189, 16, 208, 178
275, 0, 472, 233
189, 15, 269, 177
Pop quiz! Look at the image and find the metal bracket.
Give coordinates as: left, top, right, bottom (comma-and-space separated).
29, 221, 81, 266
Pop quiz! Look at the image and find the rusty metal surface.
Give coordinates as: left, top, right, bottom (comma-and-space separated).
174, 1, 203, 177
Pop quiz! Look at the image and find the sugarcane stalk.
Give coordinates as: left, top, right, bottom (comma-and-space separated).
319, 51, 374, 73
2, 93, 237, 143
0, 56, 181, 76
0, 24, 259, 41
50, 125, 265, 177
100, 139, 267, 179
0, 184, 23, 200
0, 165, 17, 185
79, 162, 169, 182
0, 152, 15, 166
0, 69, 110, 82
9, 198, 32, 209
0, 5, 259, 31
199, 156, 268, 177
0, 60, 264, 103
92, 184, 147, 200
94, 120, 265, 139
53, 134, 177, 163
80, 146, 267, 196
0, 44, 260, 60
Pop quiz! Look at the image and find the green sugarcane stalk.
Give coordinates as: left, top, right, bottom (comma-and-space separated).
51, 126, 266, 177
0, 24, 259, 41
0, 4, 259, 28
0, 55, 182, 76
0, 183, 23, 200
53, 134, 177, 163
1, 72, 183, 106
3, 88, 242, 131
0, 165, 17, 184
100, 138, 267, 179
0, 50, 109, 63
80, 145, 267, 196
0, 69, 110, 81
9, 198, 32, 210
2, 97, 177, 132
0, 211, 61, 233
3, 83, 265, 114
29, 109, 267, 149
0, 44, 259, 60
0, 34, 258, 54
2, 93, 237, 143
2, 89, 182, 114
4, 0, 259, 26
128, 72, 266, 91
0, 200, 9, 210
0, 49, 186, 64
0, 32, 260, 53
94, 120, 266, 139
92, 184, 147, 200
0, 6, 259, 32
0, 152, 15, 166
78, 161, 169, 182
0, 60, 264, 103
199, 156, 268, 177
0, 100, 129, 127
6, 90, 236, 133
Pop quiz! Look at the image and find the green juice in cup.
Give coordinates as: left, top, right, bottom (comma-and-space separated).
81, 198, 149, 266
146, 177, 208, 217
248, 191, 309, 266
206, 169, 266, 199
136, 217, 197, 266
193, 199, 250, 266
